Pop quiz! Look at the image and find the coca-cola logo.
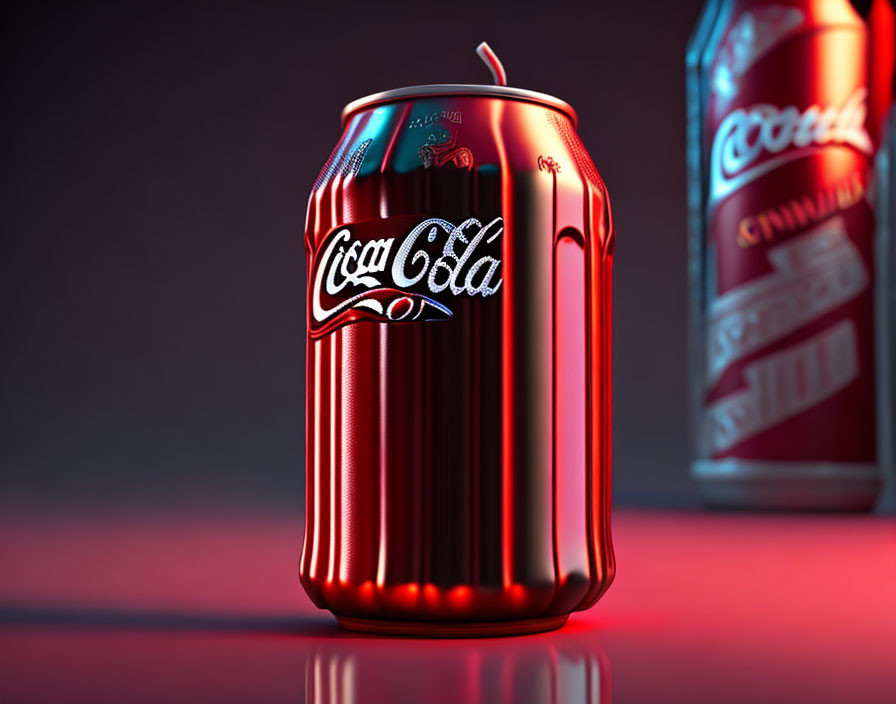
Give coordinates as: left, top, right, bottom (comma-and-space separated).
309, 216, 503, 335
710, 87, 872, 203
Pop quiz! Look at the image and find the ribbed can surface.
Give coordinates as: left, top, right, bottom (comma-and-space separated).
301, 88, 614, 635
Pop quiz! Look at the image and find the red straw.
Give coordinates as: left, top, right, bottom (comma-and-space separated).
476, 42, 507, 86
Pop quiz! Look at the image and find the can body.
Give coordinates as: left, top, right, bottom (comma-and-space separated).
687, 0, 896, 509
301, 91, 614, 634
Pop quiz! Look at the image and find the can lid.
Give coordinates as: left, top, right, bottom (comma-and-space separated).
341, 42, 577, 127
341, 84, 578, 127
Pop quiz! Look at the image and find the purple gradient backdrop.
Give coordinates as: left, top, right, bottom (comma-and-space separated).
0, 0, 703, 510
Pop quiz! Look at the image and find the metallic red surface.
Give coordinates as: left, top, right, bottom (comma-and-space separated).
301, 88, 614, 633
687, 0, 896, 509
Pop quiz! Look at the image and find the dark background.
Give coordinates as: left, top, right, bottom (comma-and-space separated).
0, 0, 706, 513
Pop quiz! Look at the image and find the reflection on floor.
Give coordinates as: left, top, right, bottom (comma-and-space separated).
0, 507, 893, 703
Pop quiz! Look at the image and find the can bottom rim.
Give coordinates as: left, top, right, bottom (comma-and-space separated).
336, 613, 569, 638
691, 461, 882, 512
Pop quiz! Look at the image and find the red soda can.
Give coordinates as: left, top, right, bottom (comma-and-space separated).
687, 0, 896, 509
300, 44, 615, 635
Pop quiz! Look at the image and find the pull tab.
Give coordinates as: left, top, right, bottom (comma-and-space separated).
476, 42, 507, 86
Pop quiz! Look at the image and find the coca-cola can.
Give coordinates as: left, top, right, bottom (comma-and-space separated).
300, 45, 615, 636
687, 0, 896, 510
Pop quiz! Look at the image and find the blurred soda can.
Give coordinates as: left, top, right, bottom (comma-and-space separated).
300, 44, 615, 635
687, 0, 896, 509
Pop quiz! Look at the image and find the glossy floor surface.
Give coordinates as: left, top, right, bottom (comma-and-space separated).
1, 507, 893, 703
